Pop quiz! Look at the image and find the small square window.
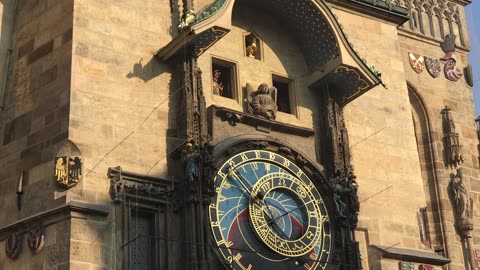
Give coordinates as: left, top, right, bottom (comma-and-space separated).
272, 75, 295, 115
212, 58, 237, 99
244, 33, 262, 60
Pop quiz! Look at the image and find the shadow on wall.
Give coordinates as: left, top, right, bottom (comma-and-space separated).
126, 56, 173, 83
125, 0, 183, 81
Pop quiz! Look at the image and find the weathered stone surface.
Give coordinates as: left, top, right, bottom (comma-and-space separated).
3, 112, 32, 145
30, 65, 57, 91
27, 40, 54, 65
18, 39, 34, 59
0, 0, 477, 269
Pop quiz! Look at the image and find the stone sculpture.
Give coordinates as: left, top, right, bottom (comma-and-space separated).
451, 168, 473, 232
178, 9, 196, 31
246, 83, 277, 120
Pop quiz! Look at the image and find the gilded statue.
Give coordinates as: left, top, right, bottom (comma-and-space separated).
246, 37, 257, 58
178, 9, 196, 31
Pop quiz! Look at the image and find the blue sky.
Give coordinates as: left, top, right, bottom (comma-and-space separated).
466, 2, 480, 115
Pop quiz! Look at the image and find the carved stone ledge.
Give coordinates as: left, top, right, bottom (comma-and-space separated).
0, 201, 109, 235
211, 106, 315, 138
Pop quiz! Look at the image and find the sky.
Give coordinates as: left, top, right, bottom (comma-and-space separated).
466, 2, 480, 115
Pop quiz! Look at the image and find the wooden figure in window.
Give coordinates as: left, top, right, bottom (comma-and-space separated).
246, 36, 257, 58
212, 69, 224, 96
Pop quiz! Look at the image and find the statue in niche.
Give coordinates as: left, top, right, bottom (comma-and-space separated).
331, 173, 347, 217
182, 141, 201, 193
451, 168, 473, 233
246, 36, 257, 58
212, 70, 224, 96
442, 106, 464, 167
246, 83, 277, 120
202, 142, 216, 196
329, 166, 359, 226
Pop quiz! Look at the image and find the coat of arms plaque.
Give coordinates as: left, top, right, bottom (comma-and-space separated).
444, 58, 463, 82
6, 232, 22, 259
424, 56, 441, 78
408, 52, 424, 74
55, 156, 82, 188
28, 224, 45, 253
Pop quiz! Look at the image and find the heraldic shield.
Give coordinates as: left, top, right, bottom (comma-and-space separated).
444, 58, 463, 82
55, 156, 82, 188
28, 224, 45, 253
424, 56, 441, 78
408, 52, 425, 74
6, 232, 22, 259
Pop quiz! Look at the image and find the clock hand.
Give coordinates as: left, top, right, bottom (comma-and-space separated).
263, 199, 291, 240
228, 168, 253, 194
228, 168, 268, 204
229, 168, 269, 200
270, 202, 308, 224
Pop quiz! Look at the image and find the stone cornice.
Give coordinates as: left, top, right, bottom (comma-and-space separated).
398, 28, 470, 53
0, 201, 109, 236
450, 0, 472, 7
326, 0, 410, 25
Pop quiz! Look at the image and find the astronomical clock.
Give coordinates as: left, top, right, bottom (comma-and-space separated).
208, 139, 336, 270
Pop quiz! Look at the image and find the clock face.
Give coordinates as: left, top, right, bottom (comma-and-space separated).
209, 149, 332, 270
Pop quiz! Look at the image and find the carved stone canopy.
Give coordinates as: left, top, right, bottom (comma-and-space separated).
108, 166, 175, 205
155, 0, 384, 106
55, 140, 83, 188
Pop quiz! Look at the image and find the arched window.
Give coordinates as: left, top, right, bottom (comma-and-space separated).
408, 83, 447, 255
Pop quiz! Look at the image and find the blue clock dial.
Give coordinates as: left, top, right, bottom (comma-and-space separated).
209, 149, 332, 270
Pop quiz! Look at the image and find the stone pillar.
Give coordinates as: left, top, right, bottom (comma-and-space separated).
0, 0, 16, 110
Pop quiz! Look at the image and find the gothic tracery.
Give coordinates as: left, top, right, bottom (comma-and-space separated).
402, 0, 464, 45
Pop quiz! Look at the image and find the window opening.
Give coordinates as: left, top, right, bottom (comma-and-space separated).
244, 33, 261, 60
272, 75, 294, 114
212, 58, 237, 99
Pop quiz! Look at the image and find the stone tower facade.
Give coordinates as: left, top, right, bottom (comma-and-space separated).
0, 0, 477, 269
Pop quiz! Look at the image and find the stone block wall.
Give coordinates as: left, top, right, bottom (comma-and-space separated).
0, 0, 477, 269
68, 1, 181, 267
0, 0, 73, 226
0, 218, 71, 270
69, 0, 178, 203
399, 25, 479, 269
333, 7, 430, 269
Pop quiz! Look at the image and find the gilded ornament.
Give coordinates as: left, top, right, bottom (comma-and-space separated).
55, 156, 82, 188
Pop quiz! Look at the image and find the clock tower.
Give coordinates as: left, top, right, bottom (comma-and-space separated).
154, 0, 382, 268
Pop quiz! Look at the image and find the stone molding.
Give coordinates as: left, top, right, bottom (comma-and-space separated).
0, 201, 109, 236
400, 0, 466, 47
371, 245, 451, 265
211, 105, 315, 137
108, 166, 175, 205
